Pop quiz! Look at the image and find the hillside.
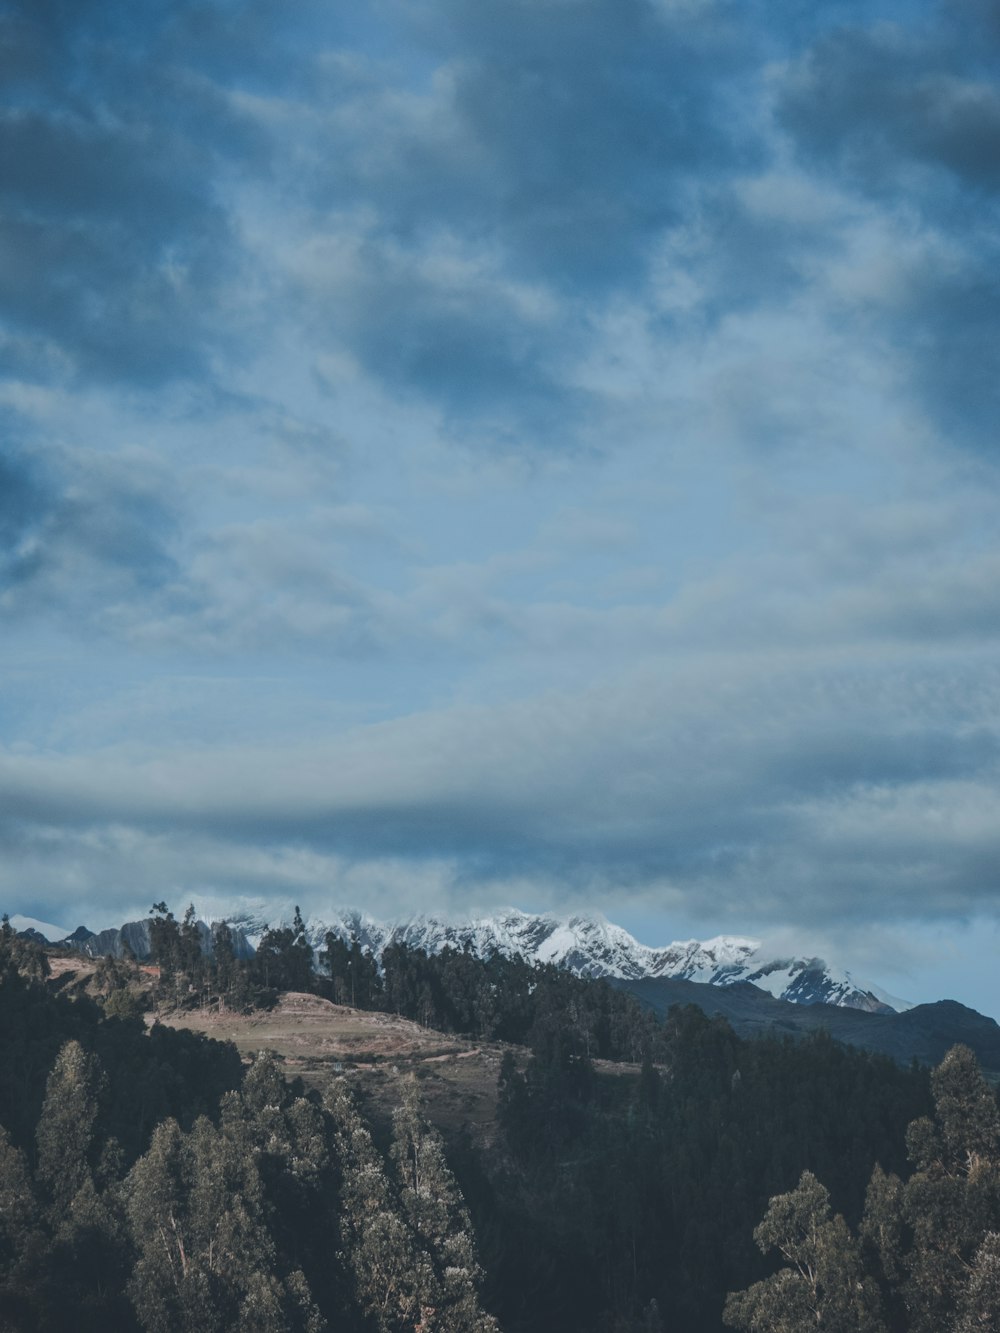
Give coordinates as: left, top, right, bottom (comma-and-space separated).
614, 975, 1000, 1073
157, 991, 514, 1139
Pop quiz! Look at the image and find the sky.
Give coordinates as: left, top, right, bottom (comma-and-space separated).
2, 0, 1000, 1014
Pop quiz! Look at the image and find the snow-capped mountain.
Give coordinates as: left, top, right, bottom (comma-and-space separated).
48, 902, 909, 1014
268, 907, 909, 1014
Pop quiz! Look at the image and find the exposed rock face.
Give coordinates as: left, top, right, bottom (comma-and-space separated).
63, 917, 254, 962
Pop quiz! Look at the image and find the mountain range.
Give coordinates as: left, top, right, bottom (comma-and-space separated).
16, 906, 906, 1013
279, 907, 909, 1014
12, 905, 1000, 1071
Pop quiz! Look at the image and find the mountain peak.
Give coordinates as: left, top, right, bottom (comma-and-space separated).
49, 901, 910, 1014
300, 907, 907, 1013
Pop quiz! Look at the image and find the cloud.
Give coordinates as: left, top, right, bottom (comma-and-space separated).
318, 0, 757, 285
0, 436, 180, 616
240, 0, 770, 430
293, 230, 584, 436
0, 430, 45, 551
779, 23, 1000, 195
0, 2, 256, 388
3, 0, 1000, 1002
3, 645, 999, 934
775, 17, 1000, 450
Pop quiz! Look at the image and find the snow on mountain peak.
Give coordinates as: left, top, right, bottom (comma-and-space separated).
45, 898, 909, 1014
296, 906, 907, 1013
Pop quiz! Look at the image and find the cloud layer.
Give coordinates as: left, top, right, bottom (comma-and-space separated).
2, 0, 1000, 1006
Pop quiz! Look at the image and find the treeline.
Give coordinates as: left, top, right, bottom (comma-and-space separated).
141, 903, 665, 1066
0, 923, 498, 1332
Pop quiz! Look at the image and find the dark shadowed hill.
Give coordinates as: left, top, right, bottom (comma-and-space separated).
613, 976, 1000, 1072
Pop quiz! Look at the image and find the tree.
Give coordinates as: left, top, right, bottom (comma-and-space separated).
319, 931, 351, 1005
35, 1040, 106, 1219
324, 1081, 426, 1333
954, 1231, 1000, 1332
254, 908, 314, 996
125, 1108, 323, 1333
0, 914, 50, 983
148, 903, 182, 1003
893, 1045, 1000, 1333
212, 920, 236, 1002
96, 952, 144, 1022
723, 1170, 886, 1333
179, 905, 207, 1000
390, 1077, 499, 1333
0, 1125, 44, 1321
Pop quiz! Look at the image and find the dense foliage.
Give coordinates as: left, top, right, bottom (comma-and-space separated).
0, 921, 497, 1332
723, 1043, 1000, 1333
2, 911, 999, 1331
474, 1008, 930, 1332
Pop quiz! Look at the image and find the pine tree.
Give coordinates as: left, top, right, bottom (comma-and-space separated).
49, 1175, 136, 1331
860, 1163, 908, 1330
124, 1107, 323, 1333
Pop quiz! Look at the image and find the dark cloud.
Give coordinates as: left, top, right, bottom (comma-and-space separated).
310, 244, 591, 438
0, 437, 179, 611
440, 0, 753, 287
314, 0, 758, 289
0, 2, 260, 388
774, 17, 1000, 450
276, 0, 768, 421
0, 431, 44, 549
2, 652, 998, 933
779, 24, 1000, 195
888, 252, 1000, 446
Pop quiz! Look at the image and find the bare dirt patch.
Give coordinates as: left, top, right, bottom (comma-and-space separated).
47, 955, 97, 979
159, 993, 512, 1141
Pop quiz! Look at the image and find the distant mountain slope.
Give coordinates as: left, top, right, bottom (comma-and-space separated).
613, 976, 1000, 1073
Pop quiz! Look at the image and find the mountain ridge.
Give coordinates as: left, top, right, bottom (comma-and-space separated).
612, 976, 1000, 1074
288, 907, 909, 1014
40, 904, 908, 1014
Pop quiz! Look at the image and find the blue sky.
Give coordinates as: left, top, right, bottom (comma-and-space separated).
2, 0, 1000, 1012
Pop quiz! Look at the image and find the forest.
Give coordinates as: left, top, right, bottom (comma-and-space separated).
1, 910, 999, 1331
